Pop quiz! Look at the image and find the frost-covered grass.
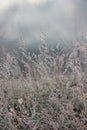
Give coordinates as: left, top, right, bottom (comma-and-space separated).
0, 42, 87, 130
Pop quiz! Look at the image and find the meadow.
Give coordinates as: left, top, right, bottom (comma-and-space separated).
0, 41, 87, 130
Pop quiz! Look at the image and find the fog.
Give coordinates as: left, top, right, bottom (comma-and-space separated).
0, 0, 87, 49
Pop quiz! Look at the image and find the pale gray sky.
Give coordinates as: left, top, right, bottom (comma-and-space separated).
0, 0, 87, 47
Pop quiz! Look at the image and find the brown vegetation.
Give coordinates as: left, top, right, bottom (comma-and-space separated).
0, 41, 87, 130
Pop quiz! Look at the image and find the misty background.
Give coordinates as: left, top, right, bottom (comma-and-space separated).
0, 0, 87, 52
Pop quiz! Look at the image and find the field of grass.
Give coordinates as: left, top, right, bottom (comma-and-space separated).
0, 42, 87, 130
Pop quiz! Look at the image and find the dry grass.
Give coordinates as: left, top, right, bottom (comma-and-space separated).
0, 42, 87, 130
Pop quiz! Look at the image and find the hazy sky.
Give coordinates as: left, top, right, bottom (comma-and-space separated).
0, 0, 87, 47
